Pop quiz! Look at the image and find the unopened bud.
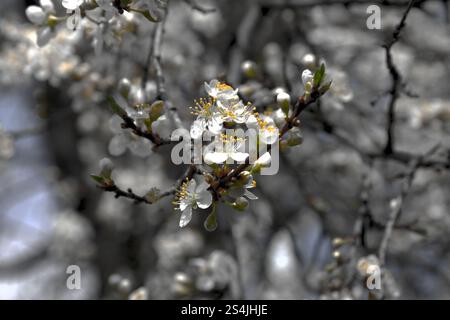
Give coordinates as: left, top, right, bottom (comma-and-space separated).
129, 287, 148, 300
26, 6, 46, 25
118, 78, 131, 98
232, 197, 249, 211
305, 81, 313, 94
99, 157, 114, 178
277, 92, 291, 117
286, 129, 303, 146
251, 152, 271, 174
301, 69, 313, 87
241, 60, 258, 78
238, 171, 252, 185
301, 53, 317, 69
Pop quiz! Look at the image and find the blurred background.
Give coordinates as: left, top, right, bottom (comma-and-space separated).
0, 0, 449, 299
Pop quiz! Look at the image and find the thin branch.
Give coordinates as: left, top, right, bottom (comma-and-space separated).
378, 144, 439, 266
99, 165, 196, 205
150, 5, 185, 130
119, 111, 173, 147
383, 0, 416, 154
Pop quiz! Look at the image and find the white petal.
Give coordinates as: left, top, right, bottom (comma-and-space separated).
179, 207, 193, 228
230, 152, 249, 162
244, 190, 258, 200
204, 152, 228, 164
260, 129, 279, 145
196, 190, 212, 209
62, 0, 83, 10
190, 119, 206, 139
208, 116, 223, 134
179, 198, 190, 212
187, 179, 197, 195
40, 0, 55, 12
204, 80, 218, 97
26, 6, 46, 25
255, 152, 271, 167
246, 114, 258, 130
196, 181, 209, 193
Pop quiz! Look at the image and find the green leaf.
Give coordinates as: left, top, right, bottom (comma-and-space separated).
149, 100, 164, 122
90, 174, 105, 185
204, 204, 217, 232
319, 81, 333, 95
107, 96, 127, 118
313, 63, 326, 88
130, 8, 159, 22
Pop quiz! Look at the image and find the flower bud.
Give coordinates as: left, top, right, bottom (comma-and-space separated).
301, 69, 313, 87
277, 92, 291, 117
286, 128, 303, 146
238, 171, 252, 185
304, 81, 313, 94
99, 157, 114, 178
232, 197, 249, 211
118, 78, 131, 98
241, 60, 258, 78
130, 87, 146, 105
129, 287, 148, 300
251, 152, 271, 174
117, 278, 132, 295
26, 6, 46, 25
301, 53, 317, 69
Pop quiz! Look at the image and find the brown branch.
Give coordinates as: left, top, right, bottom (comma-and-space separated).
378, 144, 439, 266
99, 165, 197, 205
383, 0, 417, 154
119, 112, 172, 147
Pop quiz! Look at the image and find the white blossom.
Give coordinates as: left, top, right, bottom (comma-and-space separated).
174, 179, 213, 228
204, 134, 249, 164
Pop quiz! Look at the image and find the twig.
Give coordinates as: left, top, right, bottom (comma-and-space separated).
150, 4, 185, 130
99, 165, 197, 205
119, 111, 172, 147
383, 0, 416, 154
378, 144, 439, 266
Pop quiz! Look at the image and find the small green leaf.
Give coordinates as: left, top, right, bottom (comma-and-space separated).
313, 63, 326, 88
130, 8, 159, 22
204, 204, 217, 231
149, 100, 164, 122
319, 81, 333, 95
107, 96, 127, 118
90, 174, 105, 185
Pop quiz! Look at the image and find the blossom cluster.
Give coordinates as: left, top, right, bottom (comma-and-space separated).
25, 0, 164, 52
